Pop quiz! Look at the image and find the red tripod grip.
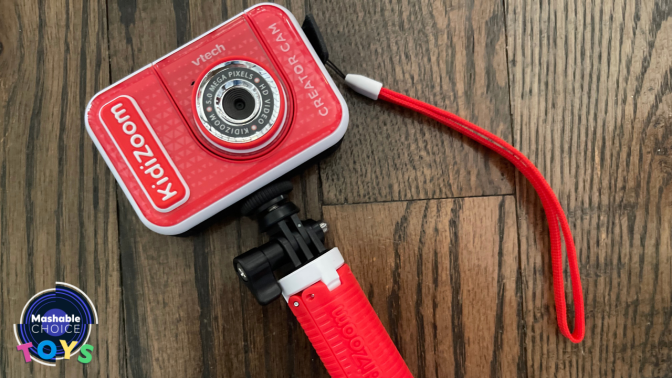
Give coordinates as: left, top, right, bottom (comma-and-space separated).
288, 265, 413, 378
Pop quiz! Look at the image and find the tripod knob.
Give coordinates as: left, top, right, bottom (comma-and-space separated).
234, 242, 285, 305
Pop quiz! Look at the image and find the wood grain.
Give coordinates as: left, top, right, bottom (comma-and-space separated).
323, 196, 524, 378
313, 0, 516, 204
0, 0, 125, 376
4, 0, 672, 377
505, 0, 672, 376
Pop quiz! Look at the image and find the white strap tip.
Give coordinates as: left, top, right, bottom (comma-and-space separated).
345, 74, 383, 100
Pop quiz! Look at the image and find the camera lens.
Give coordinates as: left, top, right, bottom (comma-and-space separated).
222, 87, 256, 121
193, 59, 285, 155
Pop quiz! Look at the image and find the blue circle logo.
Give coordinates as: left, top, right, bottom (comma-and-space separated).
14, 282, 98, 366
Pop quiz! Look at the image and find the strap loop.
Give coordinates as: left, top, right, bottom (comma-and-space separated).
378, 87, 585, 343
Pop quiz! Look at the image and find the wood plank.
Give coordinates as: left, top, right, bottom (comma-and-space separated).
0, 0, 125, 376
313, 0, 516, 204
323, 196, 525, 378
105, 1, 327, 377
505, 0, 672, 376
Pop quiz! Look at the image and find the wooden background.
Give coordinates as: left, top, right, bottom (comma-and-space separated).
1, 0, 671, 376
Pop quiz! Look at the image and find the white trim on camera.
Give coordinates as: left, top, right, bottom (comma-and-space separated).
85, 3, 349, 235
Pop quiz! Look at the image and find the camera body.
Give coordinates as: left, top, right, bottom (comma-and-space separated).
86, 4, 348, 234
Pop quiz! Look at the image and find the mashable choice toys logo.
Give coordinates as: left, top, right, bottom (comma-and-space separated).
14, 282, 98, 366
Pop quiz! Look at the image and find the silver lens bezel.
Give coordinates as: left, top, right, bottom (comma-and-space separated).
194, 60, 282, 145
214, 80, 262, 125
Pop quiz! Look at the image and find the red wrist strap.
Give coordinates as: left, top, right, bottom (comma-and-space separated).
378, 88, 585, 343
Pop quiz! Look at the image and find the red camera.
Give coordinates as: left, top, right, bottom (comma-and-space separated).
85, 4, 348, 235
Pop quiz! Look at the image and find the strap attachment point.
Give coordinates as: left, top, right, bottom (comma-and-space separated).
345, 74, 383, 100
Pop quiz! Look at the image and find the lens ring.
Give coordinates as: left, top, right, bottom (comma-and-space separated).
193, 60, 283, 148
215, 80, 261, 125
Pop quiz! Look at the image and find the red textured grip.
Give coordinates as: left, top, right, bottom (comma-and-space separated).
288, 265, 413, 378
